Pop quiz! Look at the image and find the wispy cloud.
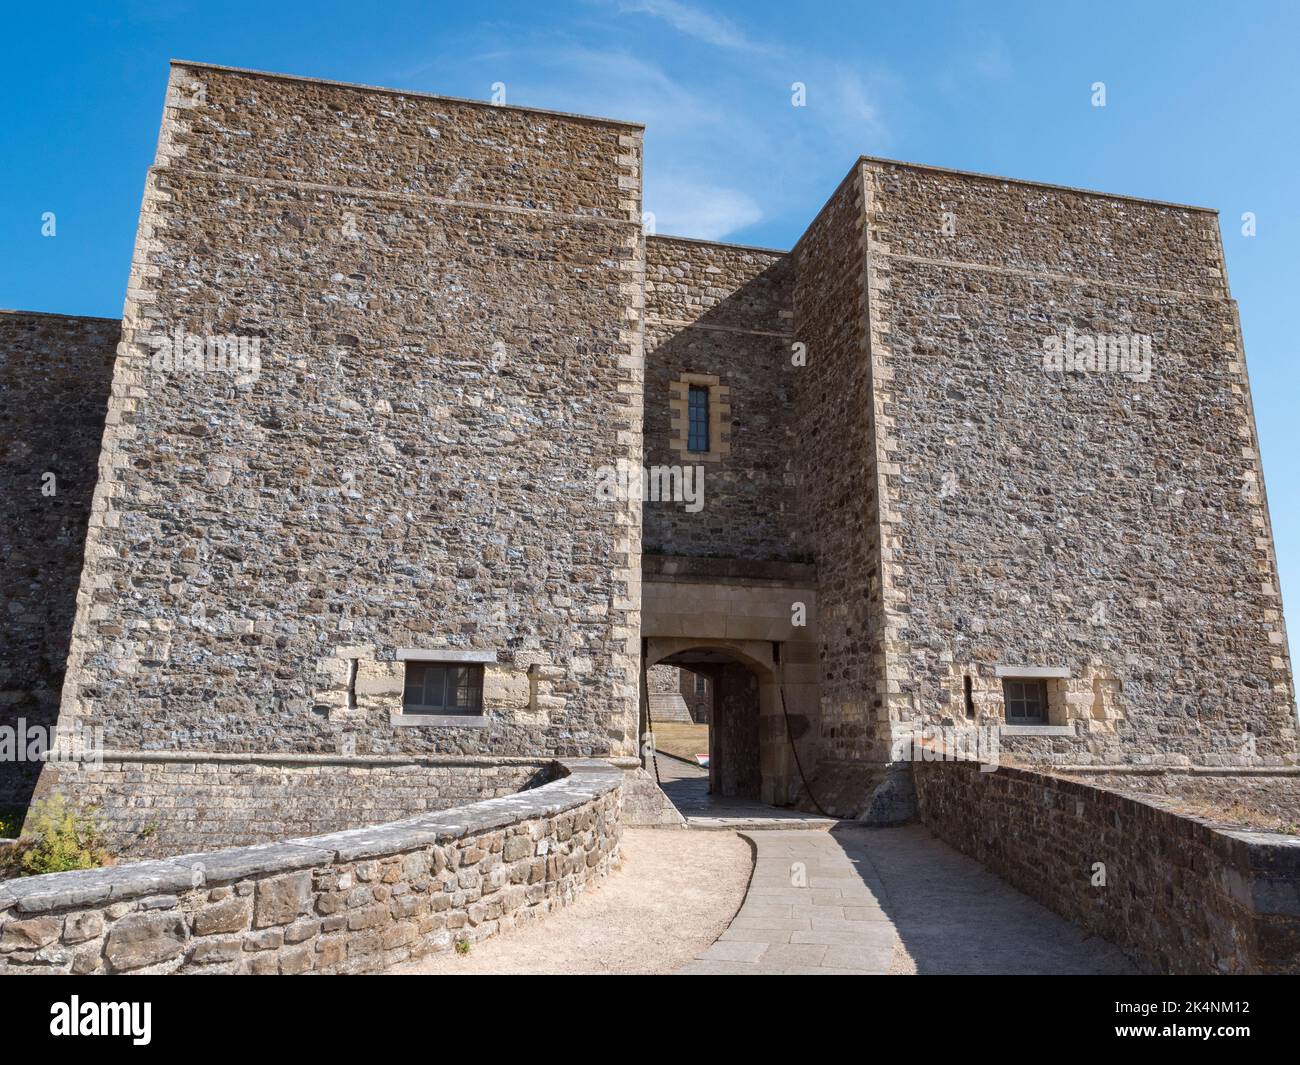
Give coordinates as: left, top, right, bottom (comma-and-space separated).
646, 175, 763, 239
936, 31, 1014, 94
612, 0, 770, 55
973, 33, 1012, 81
397, 12, 899, 244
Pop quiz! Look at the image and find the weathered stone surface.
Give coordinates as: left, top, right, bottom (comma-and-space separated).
174, 841, 335, 884
192, 895, 251, 936
502, 836, 532, 862
279, 944, 314, 974
103, 912, 188, 972
5, 859, 197, 914
62, 911, 104, 944
643, 237, 798, 562
30, 60, 644, 855
244, 928, 283, 951
254, 872, 312, 928
0, 915, 60, 950
3, 58, 1294, 976
0, 764, 620, 975
915, 758, 1300, 974
0, 311, 119, 807
284, 917, 320, 944
189, 938, 241, 965
38, 759, 551, 858
845, 159, 1294, 768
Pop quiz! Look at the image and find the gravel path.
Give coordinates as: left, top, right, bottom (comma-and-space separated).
391, 828, 752, 975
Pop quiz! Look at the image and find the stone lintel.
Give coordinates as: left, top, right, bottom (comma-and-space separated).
994, 665, 1072, 679
395, 648, 498, 663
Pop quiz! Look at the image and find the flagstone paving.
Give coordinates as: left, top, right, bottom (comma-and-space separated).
678, 826, 1137, 975
653, 752, 838, 830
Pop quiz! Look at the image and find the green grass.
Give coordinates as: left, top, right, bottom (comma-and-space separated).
0, 804, 25, 839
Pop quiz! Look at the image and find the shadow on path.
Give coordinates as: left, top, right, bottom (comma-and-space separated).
654, 752, 836, 829
834, 824, 1135, 975
680, 824, 1135, 975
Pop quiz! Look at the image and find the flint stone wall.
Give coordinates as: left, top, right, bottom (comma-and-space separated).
787, 170, 887, 772
861, 158, 1296, 766
914, 757, 1300, 974
0, 760, 621, 975
642, 235, 801, 562
50, 62, 645, 774
0, 312, 119, 805
39, 755, 557, 858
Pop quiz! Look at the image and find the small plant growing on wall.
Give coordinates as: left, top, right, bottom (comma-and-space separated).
0, 803, 24, 839
454, 937, 471, 956
18, 795, 110, 875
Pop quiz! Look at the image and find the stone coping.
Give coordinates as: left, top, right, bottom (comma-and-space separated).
0, 760, 622, 917
0, 308, 121, 324
1052, 764, 1300, 777
42, 749, 565, 769
979, 761, 1300, 876
856, 154, 1219, 214
647, 233, 791, 257
172, 60, 646, 130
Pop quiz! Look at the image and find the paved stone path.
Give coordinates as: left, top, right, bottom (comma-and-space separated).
653, 752, 837, 830
650, 748, 1134, 975
679, 825, 1136, 975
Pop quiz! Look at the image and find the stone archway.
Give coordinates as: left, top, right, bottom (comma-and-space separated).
640, 557, 822, 812
645, 637, 795, 805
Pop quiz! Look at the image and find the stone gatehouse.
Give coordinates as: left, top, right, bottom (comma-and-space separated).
1, 60, 1295, 852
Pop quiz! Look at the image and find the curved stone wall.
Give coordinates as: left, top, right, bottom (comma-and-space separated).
0, 760, 621, 974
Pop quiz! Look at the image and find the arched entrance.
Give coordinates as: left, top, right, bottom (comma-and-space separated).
644, 637, 796, 807
638, 555, 822, 819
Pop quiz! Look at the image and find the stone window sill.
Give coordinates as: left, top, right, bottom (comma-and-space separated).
390, 713, 490, 729
1000, 723, 1076, 737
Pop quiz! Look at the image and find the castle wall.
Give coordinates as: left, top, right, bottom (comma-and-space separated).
43, 755, 554, 858
1, 761, 622, 975
9, 61, 1294, 849
0, 312, 119, 805
914, 758, 1300, 974
46, 61, 646, 810
642, 236, 800, 561
862, 159, 1297, 765
788, 168, 888, 776
678, 667, 710, 723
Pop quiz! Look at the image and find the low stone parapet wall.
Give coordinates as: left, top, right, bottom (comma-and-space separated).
34, 753, 558, 858
0, 760, 621, 974
913, 759, 1300, 974
1059, 766, 1300, 833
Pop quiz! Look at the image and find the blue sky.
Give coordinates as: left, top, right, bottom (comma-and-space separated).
2, 0, 1298, 673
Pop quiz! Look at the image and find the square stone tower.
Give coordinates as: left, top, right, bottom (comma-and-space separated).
35, 63, 646, 847
792, 158, 1296, 777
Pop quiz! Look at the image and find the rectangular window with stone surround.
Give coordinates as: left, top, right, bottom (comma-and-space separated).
668, 373, 729, 464
402, 662, 483, 715
1002, 678, 1049, 725
687, 385, 710, 452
